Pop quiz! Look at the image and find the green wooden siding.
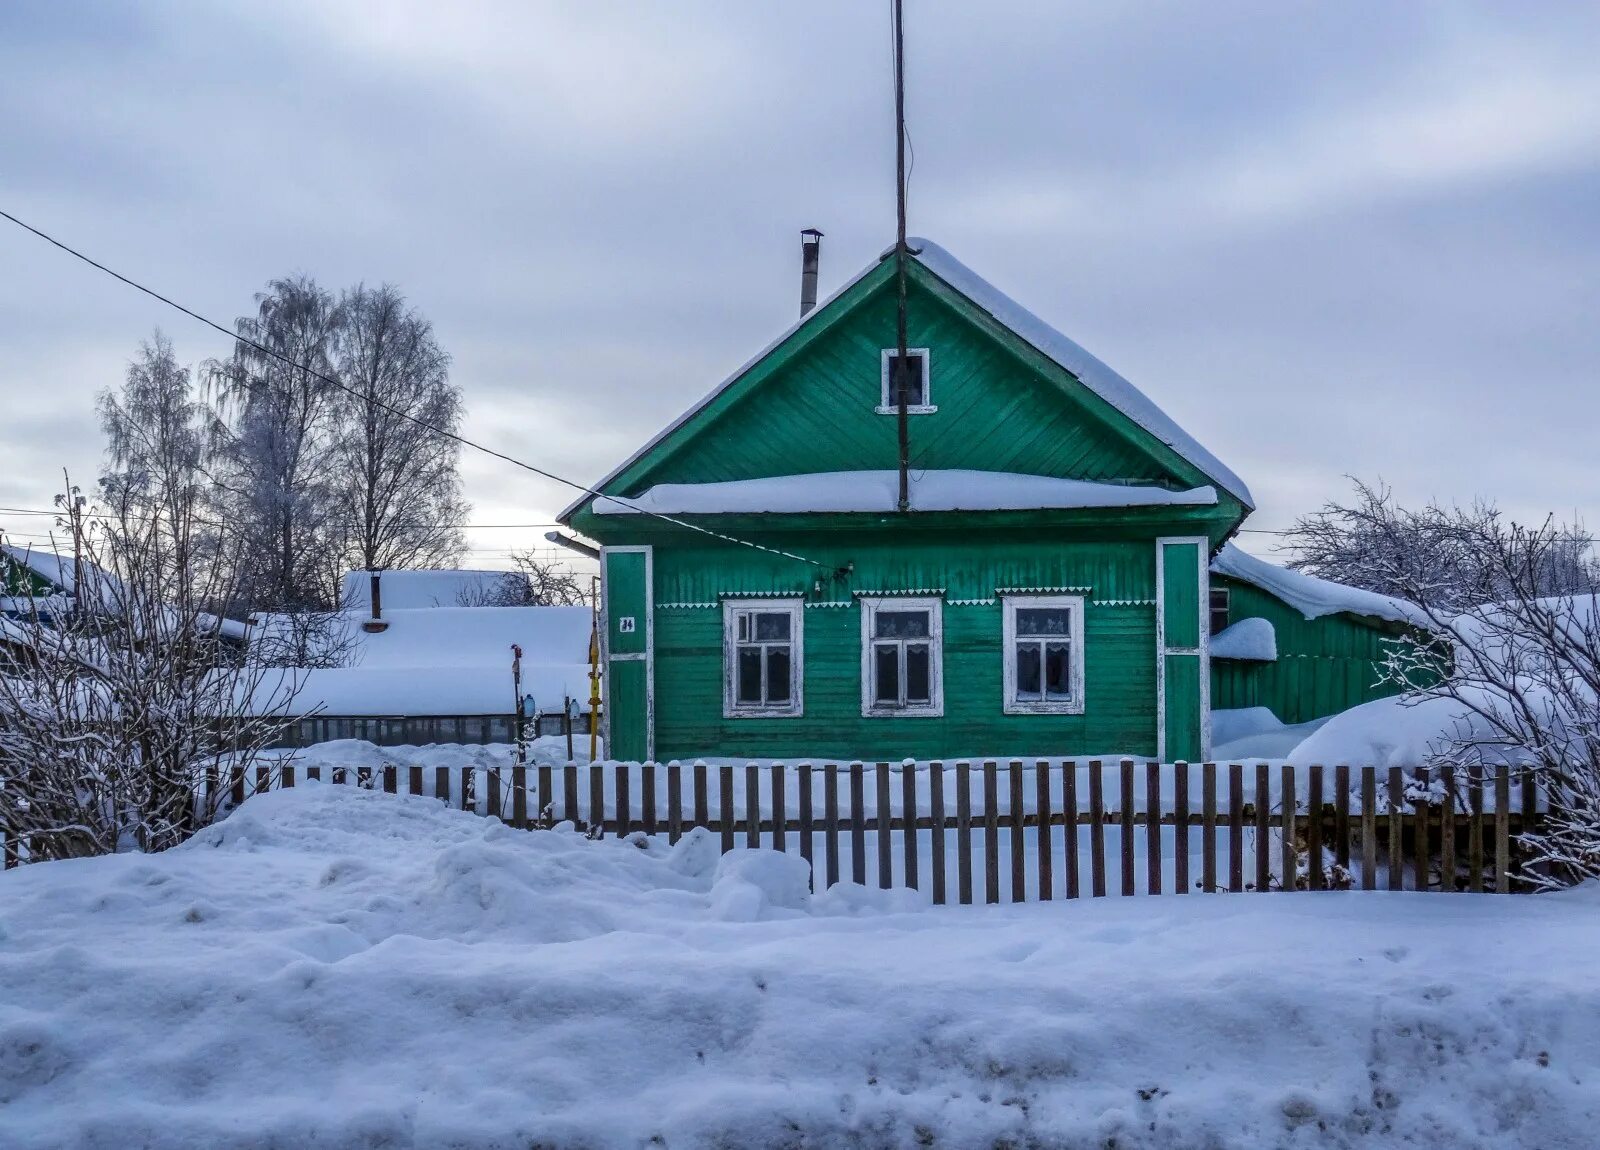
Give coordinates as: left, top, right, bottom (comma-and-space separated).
1208, 576, 1411, 725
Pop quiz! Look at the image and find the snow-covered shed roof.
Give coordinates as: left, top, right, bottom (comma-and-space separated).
4, 544, 248, 640
594, 470, 1216, 517
562, 237, 1252, 520
3, 543, 85, 595
340, 569, 523, 612
1210, 544, 1429, 627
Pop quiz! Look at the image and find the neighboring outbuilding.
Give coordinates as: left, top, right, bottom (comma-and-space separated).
561, 238, 1259, 762
1207, 544, 1429, 726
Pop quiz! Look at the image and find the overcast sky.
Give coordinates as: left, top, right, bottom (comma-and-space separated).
3, 1, 1598, 568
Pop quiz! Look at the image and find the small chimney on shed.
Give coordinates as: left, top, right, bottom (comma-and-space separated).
361, 568, 389, 633
799, 228, 823, 317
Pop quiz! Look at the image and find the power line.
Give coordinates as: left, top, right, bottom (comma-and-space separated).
0, 208, 831, 572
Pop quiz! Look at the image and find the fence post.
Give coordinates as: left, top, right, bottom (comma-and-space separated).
1119, 759, 1135, 898
877, 763, 893, 889
956, 762, 973, 905
824, 764, 841, 890
487, 767, 502, 820
435, 766, 450, 808
1200, 762, 1217, 894
1334, 765, 1351, 876
1037, 760, 1054, 901
1254, 763, 1270, 892
746, 764, 761, 851
1412, 766, 1429, 892
983, 761, 1000, 904
565, 764, 581, 825
1308, 765, 1324, 891
1494, 765, 1511, 894
798, 764, 814, 880
1440, 764, 1455, 891
929, 762, 946, 904
1280, 765, 1296, 891
617, 764, 632, 838
902, 763, 918, 891
1228, 764, 1244, 893
590, 764, 605, 839
1361, 767, 1377, 890
409, 765, 422, 797
643, 764, 658, 836
512, 764, 528, 829
1064, 761, 1080, 899
1145, 761, 1161, 896
1089, 760, 1107, 898
1011, 761, 1028, 903
850, 764, 867, 887
1172, 762, 1188, 894
772, 765, 787, 854
1468, 764, 1484, 893
1388, 767, 1404, 892
668, 763, 684, 845
1519, 769, 1540, 890
720, 764, 736, 853
382, 765, 396, 795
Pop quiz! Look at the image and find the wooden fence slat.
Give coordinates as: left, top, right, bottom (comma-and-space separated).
668, 763, 684, 844
720, 764, 736, 853
1495, 765, 1510, 894
692, 762, 708, 830
435, 766, 449, 807
281, 764, 295, 790
877, 763, 893, 889
642, 764, 657, 836
512, 765, 528, 828
1255, 764, 1270, 892
1521, 770, 1540, 891
1468, 764, 1484, 893
825, 765, 840, 889
590, 765, 605, 838
231, 766, 245, 806
930, 762, 946, 904
487, 768, 502, 819
799, 764, 814, 881
1201, 763, 1217, 894
1172, 762, 1188, 894
1145, 761, 1161, 897
564, 765, 580, 824
902, 763, 918, 890
356, 765, 371, 791
1064, 761, 1080, 899
746, 764, 760, 849
1440, 764, 1455, 892
1334, 765, 1351, 872
1037, 760, 1054, 901
383, 765, 396, 795
850, 764, 867, 886
1361, 767, 1377, 891
1308, 765, 1324, 891
983, 761, 1001, 905
408, 765, 422, 796
956, 762, 973, 905
1388, 767, 1404, 892
1280, 765, 1297, 891
1228, 764, 1245, 893
1120, 759, 1136, 898
1089, 760, 1107, 898
258, 764, 272, 797
617, 765, 632, 838
1412, 766, 1429, 892
771, 765, 786, 854
537, 765, 552, 826
1010, 761, 1027, 903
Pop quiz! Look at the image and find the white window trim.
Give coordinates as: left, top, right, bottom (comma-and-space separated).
859, 595, 944, 717
722, 598, 804, 718
876, 347, 936, 414
1001, 593, 1086, 716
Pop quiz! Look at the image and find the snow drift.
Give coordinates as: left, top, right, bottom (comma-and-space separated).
2, 785, 1597, 1148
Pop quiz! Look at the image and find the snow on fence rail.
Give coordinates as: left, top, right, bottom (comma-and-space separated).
2, 760, 1544, 896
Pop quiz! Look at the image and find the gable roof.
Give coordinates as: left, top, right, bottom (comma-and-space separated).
562, 237, 1252, 521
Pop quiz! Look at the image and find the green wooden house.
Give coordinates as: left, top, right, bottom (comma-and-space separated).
560, 238, 1410, 762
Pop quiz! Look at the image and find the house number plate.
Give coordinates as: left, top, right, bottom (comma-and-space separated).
618, 617, 637, 633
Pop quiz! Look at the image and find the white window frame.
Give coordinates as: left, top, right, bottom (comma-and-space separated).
722, 599, 804, 718
859, 595, 944, 717
876, 347, 936, 414
1002, 594, 1086, 715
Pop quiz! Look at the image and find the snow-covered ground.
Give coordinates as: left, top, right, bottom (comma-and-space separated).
2, 784, 1595, 1149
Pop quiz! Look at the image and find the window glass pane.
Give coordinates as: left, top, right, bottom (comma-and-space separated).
888, 352, 925, 406
766, 646, 791, 703
736, 647, 763, 704
737, 614, 750, 641
1016, 607, 1071, 637
905, 643, 931, 703
1015, 643, 1041, 700
754, 612, 790, 641
874, 643, 899, 704
1044, 641, 1072, 699
874, 609, 930, 639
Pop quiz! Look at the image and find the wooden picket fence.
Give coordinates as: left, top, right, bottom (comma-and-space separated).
6, 757, 1541, 897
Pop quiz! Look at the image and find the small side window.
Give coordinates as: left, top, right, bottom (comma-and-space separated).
1209, 587, 1230, 636
723, 600, 803, 717
878, 348, 934, 413
1002, 594, 1085, 715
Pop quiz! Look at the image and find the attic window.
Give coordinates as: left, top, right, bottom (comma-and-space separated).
877, 348, 934, 413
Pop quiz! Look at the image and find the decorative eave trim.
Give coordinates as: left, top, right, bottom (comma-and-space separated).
804, 600, 853, 609
850, 587, 947, 598
949, 598, 997, 607
996, 585, 1093, 595
656, 601, 717, 610
1093, 598, 1157, 607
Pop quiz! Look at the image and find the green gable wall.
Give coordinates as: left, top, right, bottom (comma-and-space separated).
1209, 576, 1411, 725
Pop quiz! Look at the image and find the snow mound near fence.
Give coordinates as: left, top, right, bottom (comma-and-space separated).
2, 785, 1598, 1149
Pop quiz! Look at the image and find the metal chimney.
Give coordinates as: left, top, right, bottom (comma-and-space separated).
800, 228, 823, 316
361, 568, 389, 633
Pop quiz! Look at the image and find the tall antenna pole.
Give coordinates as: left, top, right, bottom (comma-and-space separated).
893, 0, 911, 513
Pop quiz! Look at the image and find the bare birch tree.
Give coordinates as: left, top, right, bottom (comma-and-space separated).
332, 283, 467, 577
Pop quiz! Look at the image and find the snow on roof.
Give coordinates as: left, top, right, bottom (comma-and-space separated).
594, 470, 1216, 517
907, 239, 1252, 509
341, 569, 523, 611
4, 544, 248, 638
245, 664, 594, 718
1211, 543, 1429, 627
351, 606, 592, 670
562, 237, 1252, 520
3, 543, 85, 594
1209, 616, 1277, 661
